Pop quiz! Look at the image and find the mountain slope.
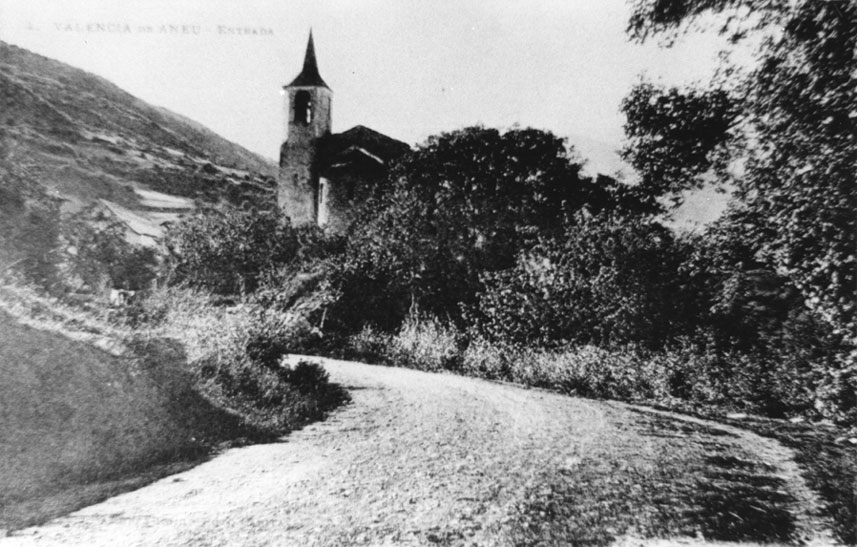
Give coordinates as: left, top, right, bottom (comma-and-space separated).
0, 41, 277, 229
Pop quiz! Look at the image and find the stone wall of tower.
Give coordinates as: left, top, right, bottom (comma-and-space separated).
278, 136, 318, 225
277, 86, 332, 226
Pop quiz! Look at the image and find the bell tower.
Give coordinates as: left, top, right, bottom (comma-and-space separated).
278, 30, 332, 225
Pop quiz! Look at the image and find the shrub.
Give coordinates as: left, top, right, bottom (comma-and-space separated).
285, 361, 330, 395
244, 310, 294, 371
347, 324, 391, 363
548, 346, 669, 401
460, 334, 513, 380
474, 214, 693, 348
254, 260, 339, 336
164, 206, 300, 295
341, 306, 852, 422
129, 287, 342, 431
63, 214, 159, 293
384, 310, 462, 372
349, 312, 671, 403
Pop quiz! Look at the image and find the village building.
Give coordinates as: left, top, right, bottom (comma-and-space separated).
278, 32, 410, 232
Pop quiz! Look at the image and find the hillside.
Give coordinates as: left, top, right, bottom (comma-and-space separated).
0, 305, 253, 530
0, 41, 278, 242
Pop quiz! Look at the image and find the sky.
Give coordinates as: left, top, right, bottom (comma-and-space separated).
0, 0, 730, 165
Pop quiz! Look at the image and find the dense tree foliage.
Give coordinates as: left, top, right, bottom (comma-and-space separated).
474, 214, 693, 348
65, 218, 158, 292
624, 0, 857, 340
621, 82, 736, 203
679, 209, 853, 417
165, 207, 300, 295
622, 0, 856, 421
332, 126, 649, 329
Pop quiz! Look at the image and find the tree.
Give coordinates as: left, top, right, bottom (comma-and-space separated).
474, 214, 692, 348
621, 81, 736, 204
624, 0, 857, 339
334, 126, 648, 329
65, 218, 158, 292
164, 207, 300, 295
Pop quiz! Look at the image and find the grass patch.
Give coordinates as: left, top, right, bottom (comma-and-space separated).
348, 312, 462, 373
0, 284, 347, 531
0, 309, 259, 530
135, 287, 348, 433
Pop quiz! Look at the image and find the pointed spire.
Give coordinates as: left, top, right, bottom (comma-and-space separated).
286, 30, 330, 89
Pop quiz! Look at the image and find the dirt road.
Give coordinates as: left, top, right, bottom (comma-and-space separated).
3, 358, 837, 546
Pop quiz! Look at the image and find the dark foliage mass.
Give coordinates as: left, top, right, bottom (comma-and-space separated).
330, 126, 650, 331
164, 207, 302, 295
625, 0, 857, 343
474, 214, 693, 349
621, 82, 736, 203
65, 217, 159, 292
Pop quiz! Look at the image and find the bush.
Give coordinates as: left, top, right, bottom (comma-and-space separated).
285, 361, 330, 395
460, 334, 513, 380
164, 206, 300, 295
535, 346, 670, 401
129, 287, 342, 431
340, 308, 853, 423
474, 214, 693, 348
244, 310, 295, 371
347, 324, 391, 363
464, 342, 670, 402
345, 314, 669, 403
384, 310, 462, 372
64, 214, 158, 293
331, 126, 653, 332
343, 312, 462, 372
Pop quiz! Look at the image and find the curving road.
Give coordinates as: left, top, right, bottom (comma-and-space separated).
3, 358, 837, 546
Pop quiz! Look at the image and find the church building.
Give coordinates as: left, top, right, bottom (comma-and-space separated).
278, 32, 410, 232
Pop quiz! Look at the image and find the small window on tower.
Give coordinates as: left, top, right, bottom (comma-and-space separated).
294, 90, 313, 125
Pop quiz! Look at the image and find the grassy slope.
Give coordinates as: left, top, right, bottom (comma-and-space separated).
0, 309, 260, 530
0, 41, 274, 175
0, 282, 350, 532
0, 41, 276, 216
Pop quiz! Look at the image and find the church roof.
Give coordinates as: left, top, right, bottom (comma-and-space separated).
285, 31, 330, 89
321, 125, 411, 168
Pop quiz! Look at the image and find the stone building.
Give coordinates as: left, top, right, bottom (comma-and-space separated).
278, 32, 410, 232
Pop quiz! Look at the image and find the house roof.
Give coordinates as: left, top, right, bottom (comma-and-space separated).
285, 31, 330, 89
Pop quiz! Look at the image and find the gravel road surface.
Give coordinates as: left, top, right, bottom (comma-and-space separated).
3, 358, 836, 546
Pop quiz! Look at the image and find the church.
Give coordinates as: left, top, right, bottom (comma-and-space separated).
278, 32, 410, 232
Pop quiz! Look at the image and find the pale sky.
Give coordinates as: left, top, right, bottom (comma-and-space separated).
0, 0, 729, 162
